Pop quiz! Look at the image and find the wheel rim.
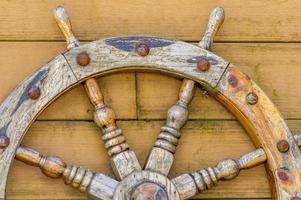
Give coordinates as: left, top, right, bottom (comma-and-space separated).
0, 6, 300, 200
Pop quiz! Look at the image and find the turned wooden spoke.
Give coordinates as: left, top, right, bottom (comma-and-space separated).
171, 149, 266, 199
15, 146, 118, 200
53, 6, 141, 180
172, 134, 301, 200
2, 5, 301, 199
145, 7, 225, 176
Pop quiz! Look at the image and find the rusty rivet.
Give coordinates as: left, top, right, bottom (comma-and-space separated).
136, 43, 150, 57
246, 92, 258, 105
228, 74, 238, 87
197, 59, 210, 72
76, 52, 90, 66
277, 140, 290, 153
0, 135, 10, 149
28, 86, 41, 100
277, 170, 289, 181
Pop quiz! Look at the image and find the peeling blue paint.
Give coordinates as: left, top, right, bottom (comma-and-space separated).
11, 69, 48, 116
187, 56, 218, 65
0, 120, 11, 136
105, 36, 174, 52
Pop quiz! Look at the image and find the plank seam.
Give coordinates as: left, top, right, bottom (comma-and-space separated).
62, 53, 79, 82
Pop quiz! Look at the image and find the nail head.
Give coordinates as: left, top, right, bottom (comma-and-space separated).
277, 140, 290, 153
28, 86, 41, 100
76, 52, 90, 66
136, 43, 150, 57
246, 92, 258, 105
0, 135, 10, 149
197, 59, 210, 72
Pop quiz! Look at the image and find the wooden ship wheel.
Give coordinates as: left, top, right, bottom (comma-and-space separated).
0, 5, 301, 200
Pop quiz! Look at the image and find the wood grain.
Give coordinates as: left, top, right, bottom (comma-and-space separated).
7, 119, 296, 199
216, 65, 301, 199
1, 1, 300, 199
1, 42, 301, 121
0, 55, 77, 199
1, 0, 301, 42
137, 43, 301, 120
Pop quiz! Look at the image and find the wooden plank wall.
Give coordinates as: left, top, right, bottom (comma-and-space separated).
1, 0, 301, 199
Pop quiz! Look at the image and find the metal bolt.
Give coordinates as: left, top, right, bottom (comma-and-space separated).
197, 59, 210, 72
0, 135, 10, 149
136, 43, 150, 57
277, 140, 290, 153
228, 75, 238, 87
76, 52, 90, 66
246, 92, 258, 105
28, 86, 41, 100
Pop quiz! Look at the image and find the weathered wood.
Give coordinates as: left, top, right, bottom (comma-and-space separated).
53, 5, 79, 49
39, 73, 137, 120
1, 0, 301, 42
15, 146, 118, 200
113, 171, 180, 200
7, 120, 273, 199
172, 148, 267, 199
84, 78, 141, 180
53, 5, 141, 180
199, 7, 225, 50
145, 7, 224, 176
215, 65, 301, 199
137, 42, 301, 120
63, 37, 229, 87
2, 42, 301, 121
0, 34, 298, 199
0, 55, 77, 199
0, 36, 229, 199
145, 79, 195, 175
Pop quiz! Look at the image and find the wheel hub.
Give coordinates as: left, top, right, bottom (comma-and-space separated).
130, 182, 168, 200
1, 4, 301, 200
113, 171, 180, 200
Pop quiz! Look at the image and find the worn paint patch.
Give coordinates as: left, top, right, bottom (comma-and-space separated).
0, 120, 11, 136
187, 56, 218, 65
11, 69, 48, 115
105, 36, 174, 52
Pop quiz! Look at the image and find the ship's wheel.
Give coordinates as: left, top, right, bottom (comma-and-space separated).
0, 6, 301, 200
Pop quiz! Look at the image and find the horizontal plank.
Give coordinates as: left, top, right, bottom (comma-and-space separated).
12, 119, 301, 199
38, 72, 137, 120
0, 42, 137, 120
1, 42, 301, 121
137, 43, 301, 119
1, 0, 301, 42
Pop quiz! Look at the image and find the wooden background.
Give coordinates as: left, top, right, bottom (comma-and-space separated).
1, 0, 301, 199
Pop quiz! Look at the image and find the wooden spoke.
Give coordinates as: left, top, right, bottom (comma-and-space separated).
15, 146, 118, 200
145, 7, 225, 176
83, 79, 141, 179
172, 134, 301, 200
53, 6, 79, 49
172, 148, 267, 199
2, 5, 301, 199
53, 6, 141, 180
